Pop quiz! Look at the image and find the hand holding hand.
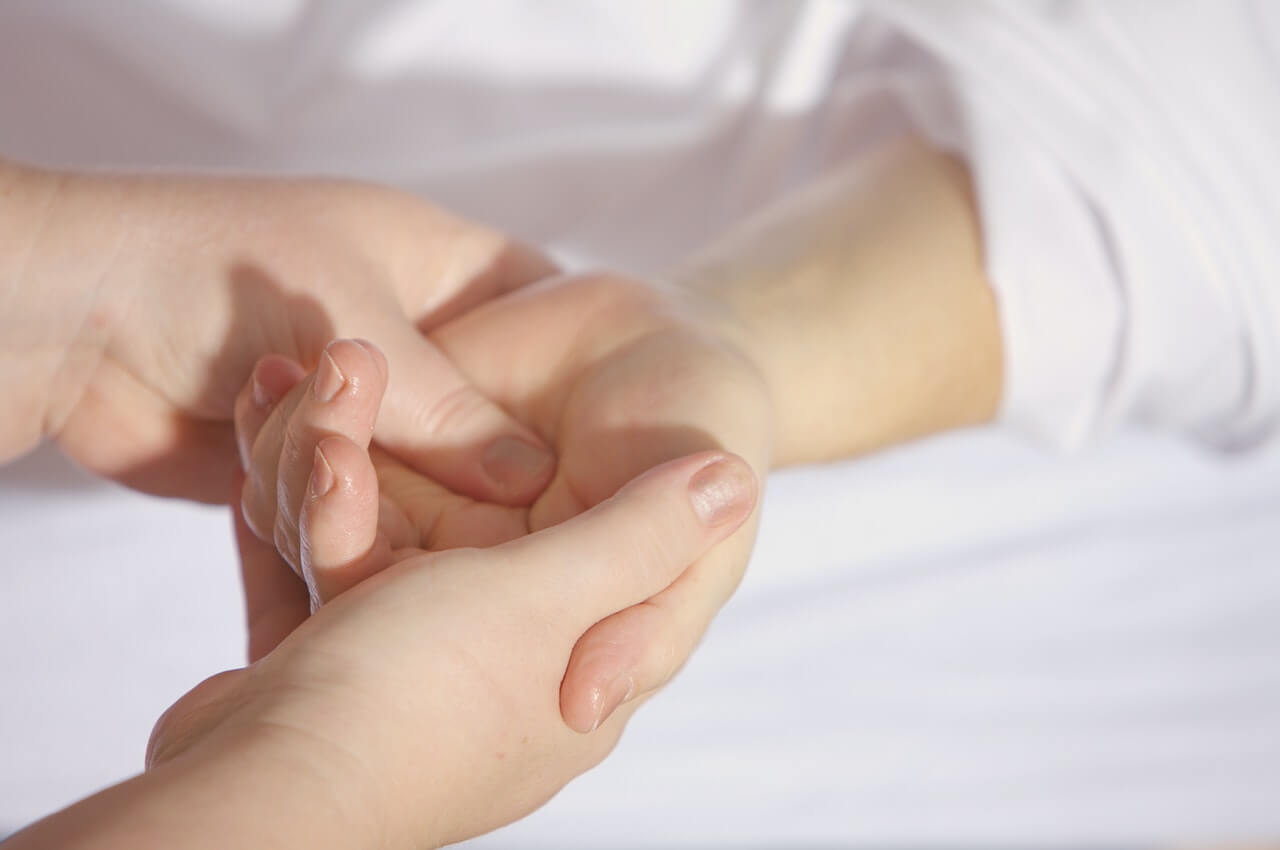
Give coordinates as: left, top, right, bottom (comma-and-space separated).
143, 451, 756, 849
240, 273, 776, 730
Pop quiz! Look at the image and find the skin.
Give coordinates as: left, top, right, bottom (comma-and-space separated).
238, 280, 775, 732
0, 157, 558, 505
244, 133, 1003, 734
6, 453, 758, 850
3, 132, 1005, 846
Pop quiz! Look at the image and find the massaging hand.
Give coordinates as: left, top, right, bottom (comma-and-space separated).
143, 452, 756, 849
10, 162, 555, 505
239, 275, 775, 731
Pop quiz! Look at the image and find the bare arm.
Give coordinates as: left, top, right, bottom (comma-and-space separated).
677, 134, 1003, 467
3, 726, 375, 850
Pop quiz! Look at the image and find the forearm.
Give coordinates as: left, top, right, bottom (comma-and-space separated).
675, 135, 1003, 468
0, 158, 123, 463
5, 724, 383, 850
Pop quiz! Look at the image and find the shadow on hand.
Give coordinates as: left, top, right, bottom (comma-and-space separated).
97, 263, 334, 504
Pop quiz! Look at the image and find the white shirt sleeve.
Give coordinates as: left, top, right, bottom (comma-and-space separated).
858, 0, 1280, 450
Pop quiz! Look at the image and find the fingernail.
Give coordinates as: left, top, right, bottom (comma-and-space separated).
313, 349, 345, 402
482, 436, 553, 491
688, 457, 755, 527
251, 357, 294, 409
351, 339, 387, 380
310, 446, 335, 499
591, 672, 635, 732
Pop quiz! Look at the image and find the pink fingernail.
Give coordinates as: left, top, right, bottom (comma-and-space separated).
688, 457, 755, 527
591, 672, 635, 732
251, 357, 297, 409
313, 349, 346, 402
310, 446, 335, 499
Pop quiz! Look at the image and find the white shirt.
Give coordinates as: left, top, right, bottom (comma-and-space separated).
1, 1, 1278, 843
870, 0, 1280, 449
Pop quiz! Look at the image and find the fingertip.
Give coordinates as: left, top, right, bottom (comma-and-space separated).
351, 339, 389, 384
235, 354, 304, 470
561, 659, 637, 735
686, 452, 758, 531
304, 434, 372, 507
480, 434, 557, 505
314, 338, 389, 405
252, 355, 307, 410
299, 434, 388, 603
308, 443, 336, 501
559, 600, 668, 734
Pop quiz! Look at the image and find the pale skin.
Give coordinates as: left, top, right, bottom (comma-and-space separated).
2, 133, 1003, 847
10, 453, 760, 850
0, 158, 560, 501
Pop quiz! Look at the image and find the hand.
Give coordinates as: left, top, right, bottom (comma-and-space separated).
240, 273, 775, 730
139, 452, 757, 850
2, 160, 556, 504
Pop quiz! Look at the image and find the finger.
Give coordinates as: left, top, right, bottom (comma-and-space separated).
494, 451, 757, 639
371, 442, 529, 551
233, 468, 310, 663
240, 340, 387, 546
300, 435, 394, 605
270, 339, 388, 572
234, 354, 306, 471
558, 525, 754, 732
240, 378, 318, 542
373, 319, 556, 507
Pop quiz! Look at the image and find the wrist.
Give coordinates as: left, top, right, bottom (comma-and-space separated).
147, 666, 415, 850
6, 717, 385, 850
673, 136, 1003, 467
173, 719, 390, 850
0, 159, 131, 462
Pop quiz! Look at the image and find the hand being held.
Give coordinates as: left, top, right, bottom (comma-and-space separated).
239, 273, 776, 731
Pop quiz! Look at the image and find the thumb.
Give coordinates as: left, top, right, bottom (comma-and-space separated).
371, 320, 555, 506
492, 451, 758, 638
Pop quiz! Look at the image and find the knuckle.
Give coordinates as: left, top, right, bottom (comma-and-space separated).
416, 382, 491, 438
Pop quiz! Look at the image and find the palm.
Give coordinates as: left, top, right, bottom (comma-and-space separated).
371, 274, 773, 553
